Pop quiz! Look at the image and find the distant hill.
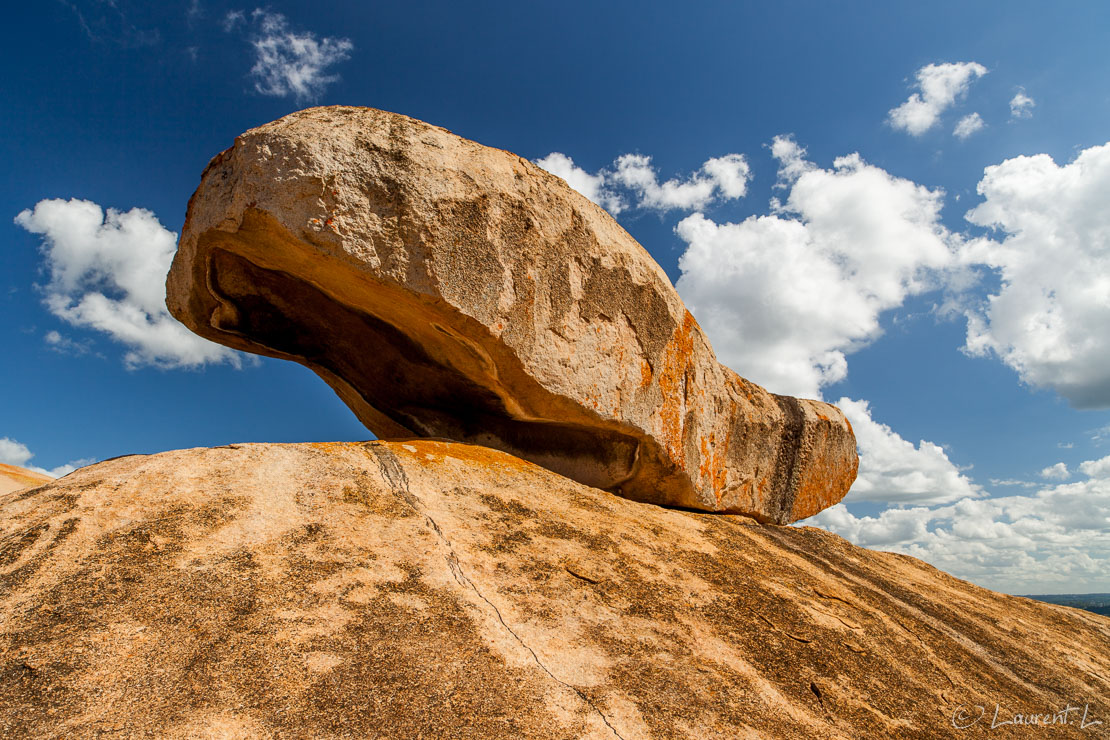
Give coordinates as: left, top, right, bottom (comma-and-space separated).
0, 462, 53, 495
1024, 593, 1110, 617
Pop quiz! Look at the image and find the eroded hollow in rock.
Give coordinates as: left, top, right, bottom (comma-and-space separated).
205, 247, 643, 491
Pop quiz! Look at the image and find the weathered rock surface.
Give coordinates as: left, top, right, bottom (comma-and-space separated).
2, 442, 1107, 738
166, 106, 856, 523
0, 464, 52, 497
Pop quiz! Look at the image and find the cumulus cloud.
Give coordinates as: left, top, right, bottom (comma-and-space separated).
675, 136, 957, 398
534, 153, 625, 214
0, 438, 33, 469
14, 198, 240, 370
1040, 462, 1069, 481
610, 153, 751, 212
961, 142, 1110, 408
888, 62, 988, 136
1010, 88, 1035, 119
0, 437, 91, 479
1080, 454, 1110, 479
233, 9, 353, 102
838, 398, 981, 505
534, 151, 750, 215
953, 112, 985, 140
805, 452, 1110, 593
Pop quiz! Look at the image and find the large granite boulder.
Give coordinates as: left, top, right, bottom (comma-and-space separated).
166, 106, 857, 523
2, 443, 1107, 738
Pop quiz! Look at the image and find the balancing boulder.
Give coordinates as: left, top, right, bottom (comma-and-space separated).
166, 106, 857, 523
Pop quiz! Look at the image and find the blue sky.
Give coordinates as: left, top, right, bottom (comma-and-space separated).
3, 1, 1110, 593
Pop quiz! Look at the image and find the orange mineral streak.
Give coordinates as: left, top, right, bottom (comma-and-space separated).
657, 311, 698, 467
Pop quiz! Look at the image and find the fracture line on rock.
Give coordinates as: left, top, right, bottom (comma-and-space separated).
365, 444, 627, 740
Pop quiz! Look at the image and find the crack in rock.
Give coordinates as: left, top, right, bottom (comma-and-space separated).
365, 444, 626, 740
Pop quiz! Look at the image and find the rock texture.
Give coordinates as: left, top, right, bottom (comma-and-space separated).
0, 464, 52, 497
2, 442, 1107, 739
166, 106, 856, 523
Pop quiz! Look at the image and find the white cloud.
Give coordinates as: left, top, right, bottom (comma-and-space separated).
242, 10, 353, 102
838, 398, 982, 505
1080, 454, 1110, 479
953, 112, 985, 140
805, 452, 1110, 593
1010, 88, 1035, 119
611, 153, 750, 212
961, 142, 1110, 408
675, 136, 957, 398
43, 329, 95, 357
0, 437, 91, 479
535, 153, 625, 214
888, 62, 988, 136
535, 151, 750, 215
1040, 462, 1069, 481
0, 438, 33, 469
14, 198, 240, 370
222, 9, 245, 32
990, 478, 1037, 488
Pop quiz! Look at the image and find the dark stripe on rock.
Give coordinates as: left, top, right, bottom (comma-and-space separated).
769, 394, 805, 523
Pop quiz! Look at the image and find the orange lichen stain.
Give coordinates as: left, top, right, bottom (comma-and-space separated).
309, 441, 356, 454
697, 405, 735, 507
788, 425, 859, 521
639, 359, 653, 389
385, 438, 540, 474
657, 311, 697, 466
698, 434, 719, 505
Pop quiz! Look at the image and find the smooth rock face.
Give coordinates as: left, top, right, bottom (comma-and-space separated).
2, 443, 1108, 738
166, 105, 857, 523
0, 464, 52, 497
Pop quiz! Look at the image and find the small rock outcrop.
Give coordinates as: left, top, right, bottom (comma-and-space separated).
166, 106, 856, 523
0, 464, 52, 496
2, 444, 1107, 738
